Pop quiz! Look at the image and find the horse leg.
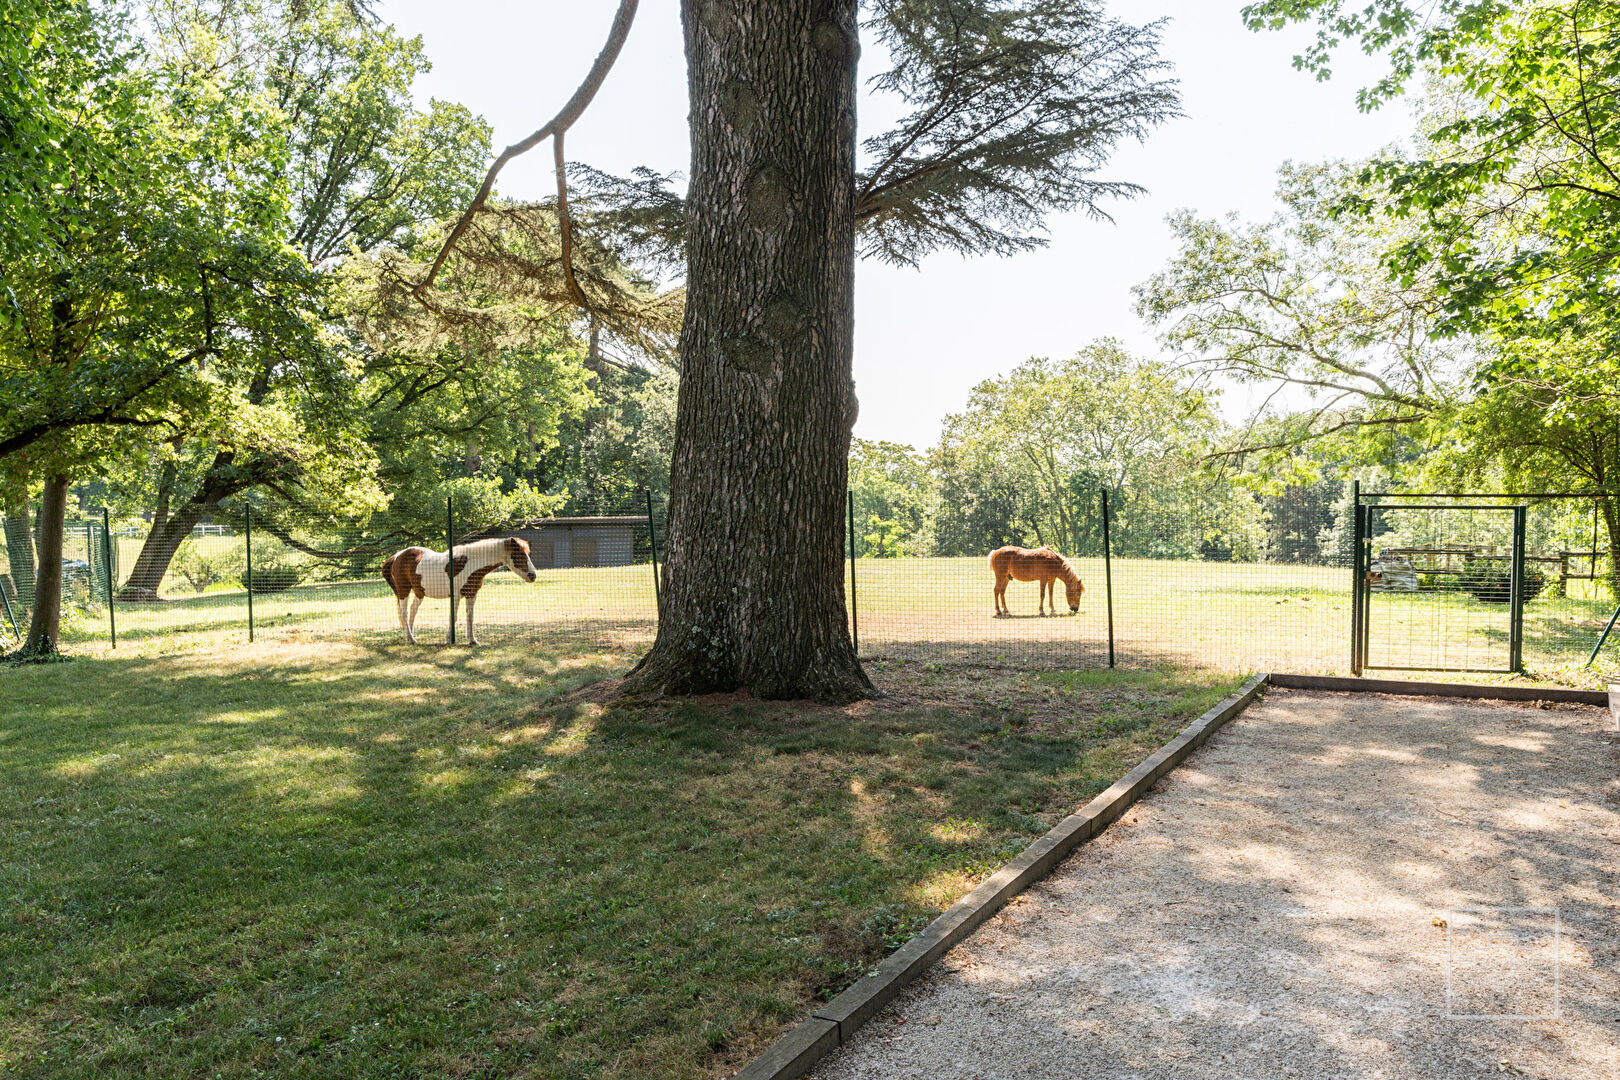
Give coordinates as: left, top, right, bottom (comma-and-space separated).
1042, 576, 1051, 616
994, 570, 1007, 615
406, 594, 423, 645
465, 594, 478, 646
396, 594, 411, 638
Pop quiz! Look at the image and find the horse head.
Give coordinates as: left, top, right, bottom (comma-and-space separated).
1062, 563, 1084, 612
504, 537, 538, 583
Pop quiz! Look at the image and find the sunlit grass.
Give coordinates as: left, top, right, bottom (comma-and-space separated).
45, 555, 1620, 682
0, 642, 1241, 1079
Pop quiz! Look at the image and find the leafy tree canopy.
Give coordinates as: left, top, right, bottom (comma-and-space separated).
1246, 1, 1620, 338
1135, 161, 1471, 459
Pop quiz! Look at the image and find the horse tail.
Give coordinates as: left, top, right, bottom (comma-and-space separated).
381, 552, 398, 591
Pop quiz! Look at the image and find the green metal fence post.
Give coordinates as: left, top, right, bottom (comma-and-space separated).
1510, 506, 1527, 672
245, 506, 254, 643
0, 575, 20, 642
1585, 602, 1620, 668
1350, 481, 1363, 675
645, 489, 661, 618
447, 494, 457, 645
102, 508, 116, 649
1101, 488, 1115, 668
848, 489, 858, 657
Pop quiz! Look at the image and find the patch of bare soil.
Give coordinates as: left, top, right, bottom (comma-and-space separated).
812, 689, 1620, 1080
580, 662, 1186, 736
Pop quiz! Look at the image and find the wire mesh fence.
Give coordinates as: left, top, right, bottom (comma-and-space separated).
849, 486, 1354, 673
2, 493, 664, 654
1356, 494, 1619, 674
4, 486, 1617, 678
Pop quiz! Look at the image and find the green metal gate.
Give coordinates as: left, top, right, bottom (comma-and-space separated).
1353, 501, 1527, 674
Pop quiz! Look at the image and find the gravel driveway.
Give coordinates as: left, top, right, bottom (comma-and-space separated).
810, 688, 1620, 1080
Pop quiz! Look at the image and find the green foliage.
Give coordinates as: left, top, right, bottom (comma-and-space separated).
1458, 558, 1546, 605
931, 340, 1246, 557
429, 475, 567, 537
539, 365, 678, 506
169, 539, 234, 593
1134, 162, 1460, 455
0, 0, 336, 477
850, 440, 935, 557
244, 561, 306, 593
1246, 0, 1620, 375
855, 0, 1180, 264
149, 0, 492, 264
1239, 0, 1497, 109
0, 0, 137, 265
569, 0, 1182, 269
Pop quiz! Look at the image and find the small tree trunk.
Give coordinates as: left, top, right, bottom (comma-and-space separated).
152, 460, 176, 530
621, 0, 870, 703
121, 453, 242, 597
22, 475, 68, 655
1600, 495, 1620, 600
122, 499, 210, 597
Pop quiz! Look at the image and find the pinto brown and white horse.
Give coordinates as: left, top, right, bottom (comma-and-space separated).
381, 537, 537, 645
988, 545, 1084, 616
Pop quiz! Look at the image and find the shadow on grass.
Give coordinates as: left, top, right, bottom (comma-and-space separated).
0, 644, 1236, 1080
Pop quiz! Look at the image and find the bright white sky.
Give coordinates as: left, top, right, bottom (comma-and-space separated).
380, 1, 1413, 449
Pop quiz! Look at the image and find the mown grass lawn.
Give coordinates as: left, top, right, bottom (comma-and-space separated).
0, 642, 1242, 1079
51, 554, 1619, 683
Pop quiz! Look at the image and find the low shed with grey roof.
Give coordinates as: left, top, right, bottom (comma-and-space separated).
505, 516, 641, 569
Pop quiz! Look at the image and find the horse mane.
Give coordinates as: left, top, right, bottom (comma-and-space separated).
455, 537, 509, 558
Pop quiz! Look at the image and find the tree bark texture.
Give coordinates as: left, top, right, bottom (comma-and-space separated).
22, 475, 68, 655
622, 0, 871, 702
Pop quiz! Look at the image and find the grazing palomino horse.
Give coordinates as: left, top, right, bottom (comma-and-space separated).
988, 545, 1085, 616
381, 537, 537, 645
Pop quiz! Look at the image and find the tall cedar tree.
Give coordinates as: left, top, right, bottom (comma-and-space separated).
418, 0, 1179, 699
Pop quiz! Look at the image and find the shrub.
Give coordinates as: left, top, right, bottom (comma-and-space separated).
243, 562, 307, 594
172, 540, 236, 594
1459, 558, 1546, 604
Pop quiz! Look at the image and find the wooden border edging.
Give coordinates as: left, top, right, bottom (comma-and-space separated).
1267, 672, 1610, 706
731, 673, 1269, 1080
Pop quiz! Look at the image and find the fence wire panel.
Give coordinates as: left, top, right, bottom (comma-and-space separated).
12, 483, 1614, 679
102, 513, 252, 648
850, 488, 1353, 674
1361, 505, 1518, 672
1359, 497, 1618, 673
848, 554, 1114, 668
1106, 502, 1351, 673
246, 494, 662, 652
1522, 498, 1618, 669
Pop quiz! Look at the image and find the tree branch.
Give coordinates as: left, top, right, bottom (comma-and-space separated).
412, 0, 638, 299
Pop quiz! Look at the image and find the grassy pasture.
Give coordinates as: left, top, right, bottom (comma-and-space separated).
0, 641, 1241, 1079
50, 556, 1620, 682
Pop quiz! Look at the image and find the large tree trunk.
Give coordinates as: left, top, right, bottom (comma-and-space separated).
622, 0, 870, 702
121, 452, 243, 597
22, 475, 68, 655
3, 497, 36, 609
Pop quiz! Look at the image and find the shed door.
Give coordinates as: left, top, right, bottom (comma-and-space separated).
572, 536, 599, 568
